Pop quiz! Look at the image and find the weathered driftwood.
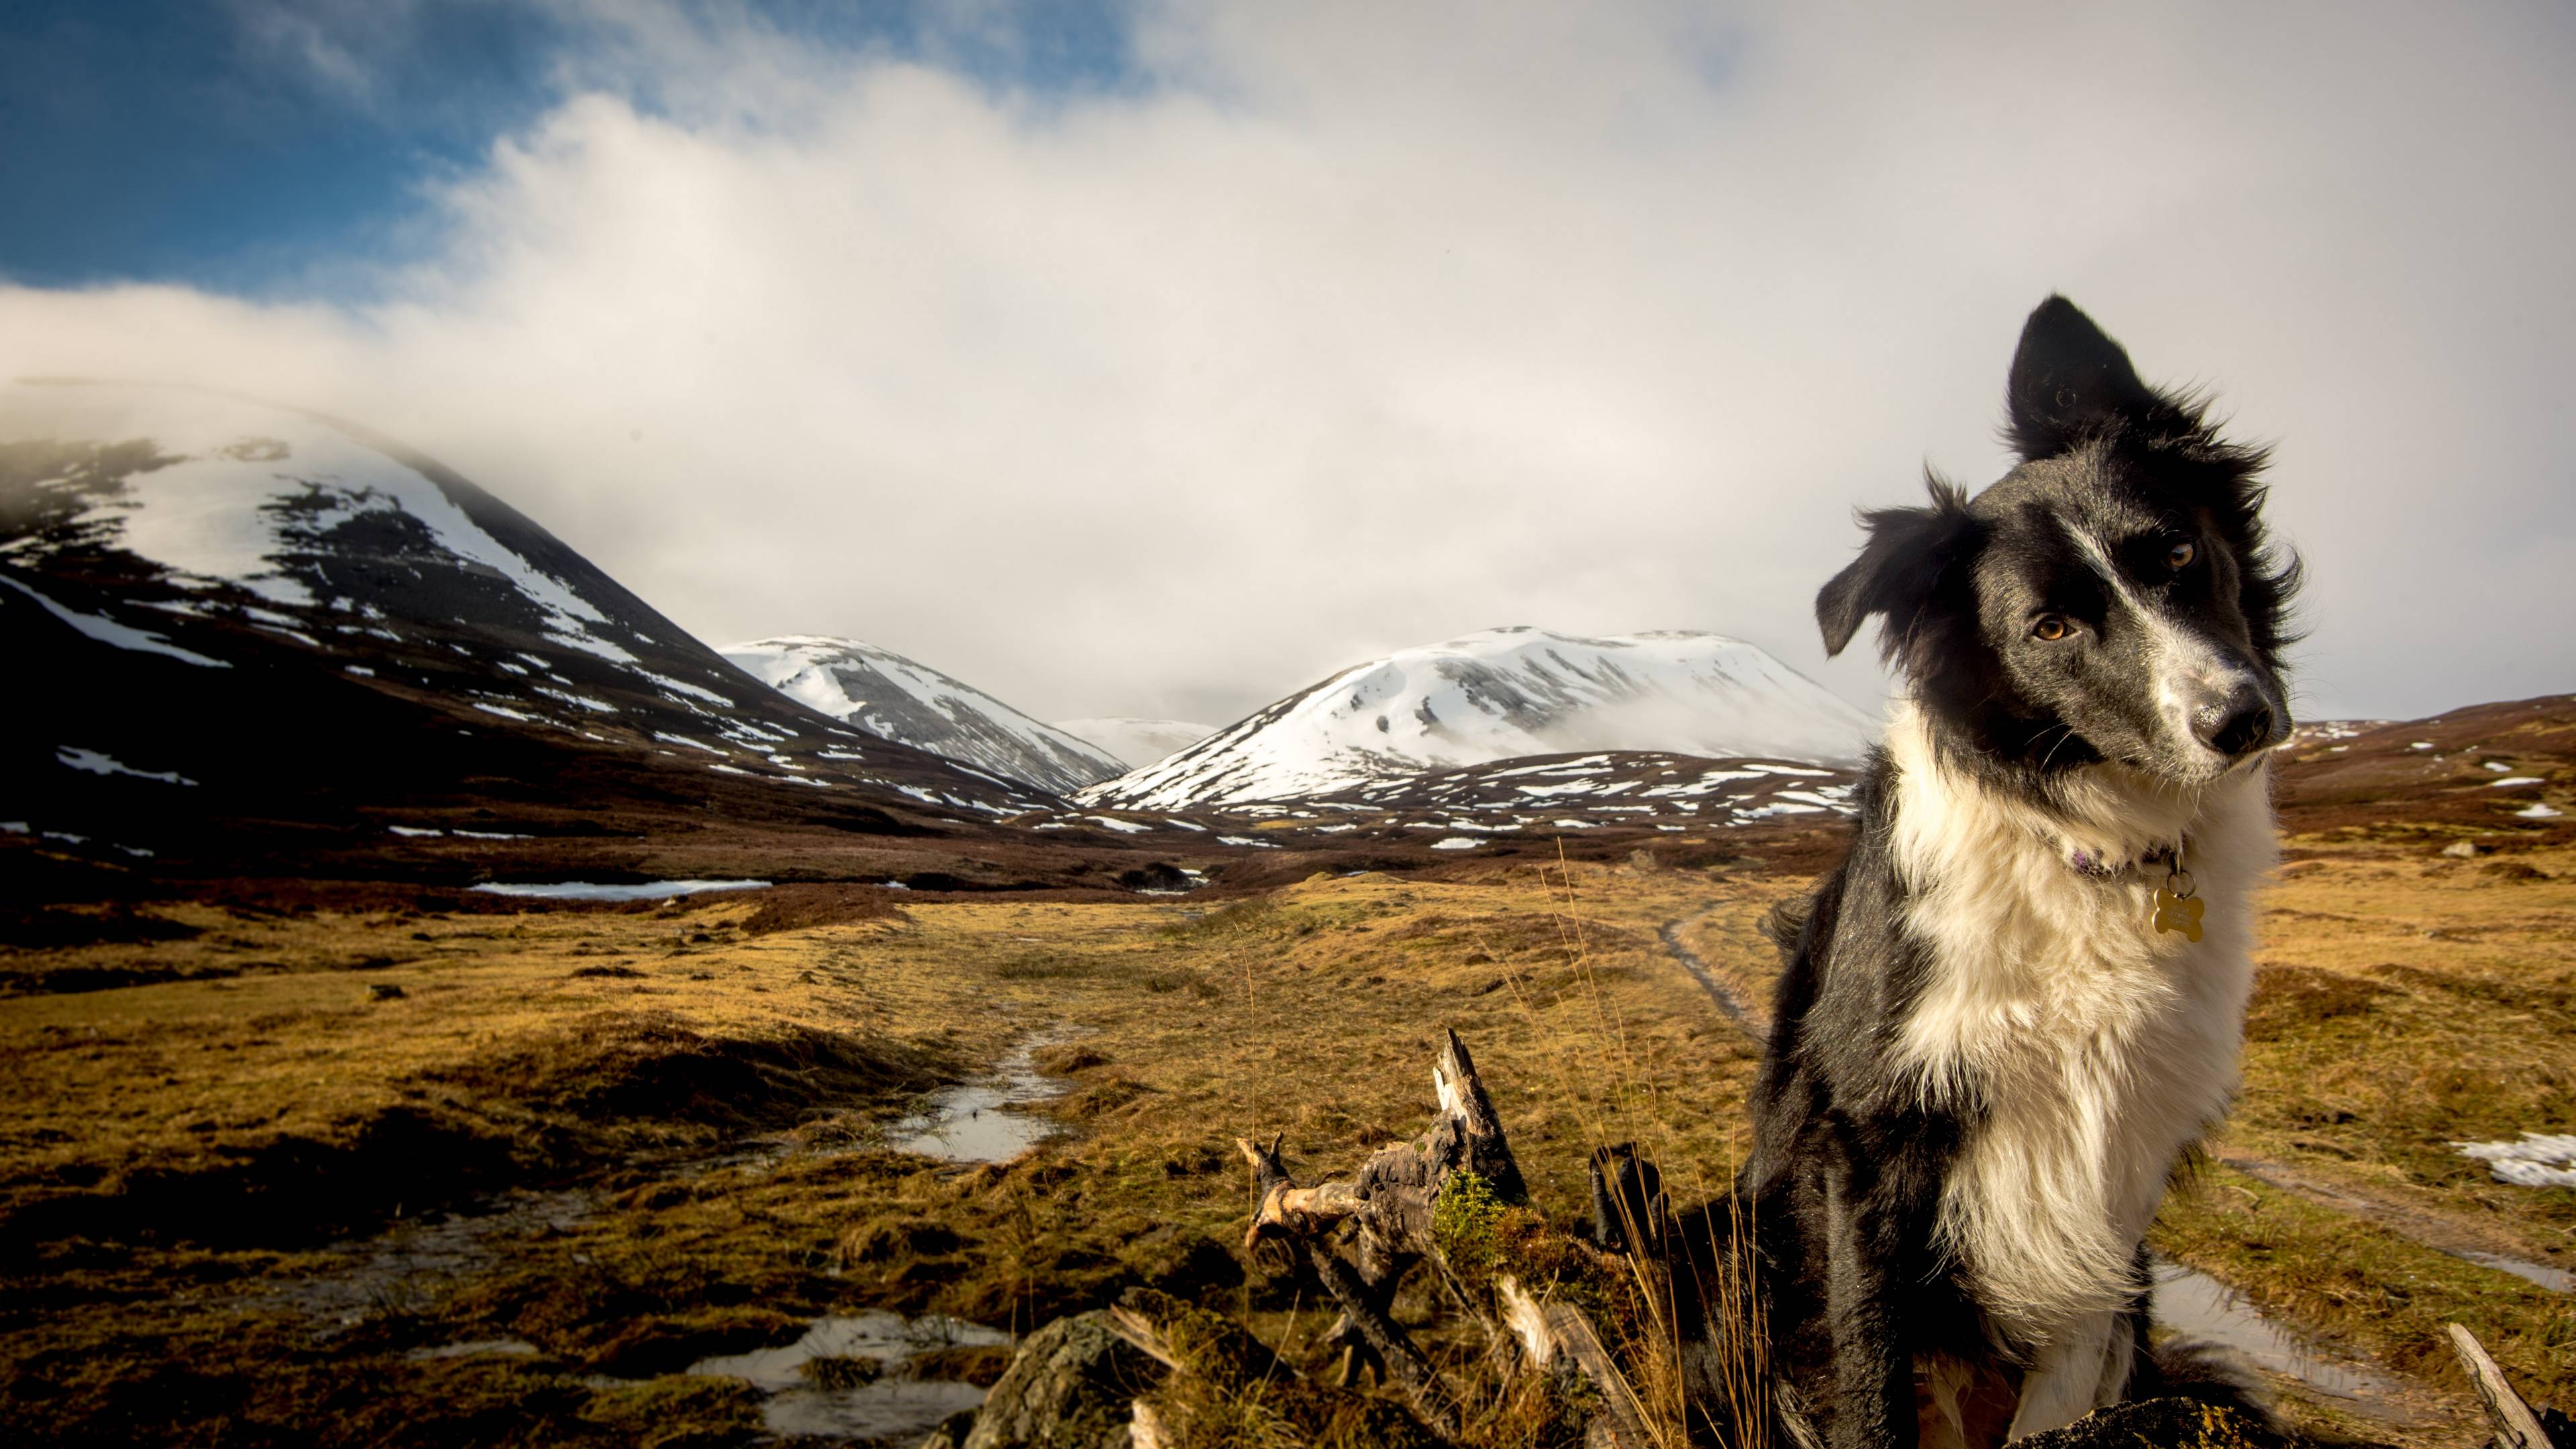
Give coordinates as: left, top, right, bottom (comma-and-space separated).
2446, 1323, 2554, 1449
1498, 1275, 1656, 1449
1238, 1131, 1461, 1434
1242, 1028, 1527, 1256
1234, 1027, 1532, 1438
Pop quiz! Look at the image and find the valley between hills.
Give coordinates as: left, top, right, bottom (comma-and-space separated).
3, 384, 2571, 1448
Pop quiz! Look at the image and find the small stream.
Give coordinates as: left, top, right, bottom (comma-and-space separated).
878, 1038, 1069, 1163
1656, 916, 1765, 1040
276, 1037, 1071, 1442
2457, 1249, 2573, 1293
2219, 1155, 2573, 1295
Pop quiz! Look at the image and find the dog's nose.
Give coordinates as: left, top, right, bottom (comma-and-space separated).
2198, 687, 2279, 758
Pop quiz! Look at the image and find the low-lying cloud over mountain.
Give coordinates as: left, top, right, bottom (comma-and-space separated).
1, 5, 2568, 727
1050, 718, 1217, 772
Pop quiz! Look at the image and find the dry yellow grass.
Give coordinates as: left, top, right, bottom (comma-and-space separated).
0, 843, 2565, 1446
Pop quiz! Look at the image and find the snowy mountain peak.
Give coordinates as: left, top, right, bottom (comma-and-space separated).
1081, 626, 1878, 809
723, 635, 1124, 794
2, 382, 1053, 849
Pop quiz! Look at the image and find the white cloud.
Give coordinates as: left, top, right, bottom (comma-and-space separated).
5, 1, 2571, 725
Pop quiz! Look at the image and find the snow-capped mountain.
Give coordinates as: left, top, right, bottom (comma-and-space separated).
1081, 627, 1878, 810
723, 636, 1124, 794
1, 382, 1050, 865
1051, 718, 1216, 771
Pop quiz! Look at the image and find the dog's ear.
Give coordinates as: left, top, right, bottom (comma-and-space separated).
2005, 295, 2161, 461
1817, 478, 1979, 659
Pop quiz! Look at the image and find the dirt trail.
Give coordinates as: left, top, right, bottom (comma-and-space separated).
1655, 912, 1765, 1041
2217, 1153, 2571, 1294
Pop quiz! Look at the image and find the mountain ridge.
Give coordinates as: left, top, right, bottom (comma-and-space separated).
1082, 625, 1879, 809
0, 382, 1057, 876
722, 635, 1126, 795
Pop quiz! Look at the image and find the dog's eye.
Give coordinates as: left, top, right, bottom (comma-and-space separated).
2031, 614, 2072, 642
2167, 539, 2196, 570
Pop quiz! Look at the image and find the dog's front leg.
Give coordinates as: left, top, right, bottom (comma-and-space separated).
1824, 1163, 1915, 1449
2006, 1310, 2119, 1440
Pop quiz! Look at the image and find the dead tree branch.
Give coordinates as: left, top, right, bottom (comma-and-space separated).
1499, 1275, 1657, 1449
2447, 1324, 2553, 1449
1233, 1027, 1535, 1440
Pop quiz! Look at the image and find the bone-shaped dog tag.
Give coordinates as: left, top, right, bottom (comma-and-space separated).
2153, 890, 2205, 943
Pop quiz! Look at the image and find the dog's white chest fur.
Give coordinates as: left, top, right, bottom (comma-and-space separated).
1880, 706, 2270, 1349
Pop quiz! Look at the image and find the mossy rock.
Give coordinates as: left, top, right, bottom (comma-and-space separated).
959, 1310, 1158, 1449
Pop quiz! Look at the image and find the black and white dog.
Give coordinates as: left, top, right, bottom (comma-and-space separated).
1680, 297, 2297, 1449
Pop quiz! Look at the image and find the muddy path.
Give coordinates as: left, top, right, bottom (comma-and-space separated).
1656, 910, 1766, 1040
2216, 1152, 2571, 1295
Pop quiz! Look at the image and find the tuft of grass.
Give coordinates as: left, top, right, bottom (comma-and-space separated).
1142, 969, 1224, 1000
798, 1354, 879, 1389
1432, 1170, 1511, 1283
989, 951, 1103, 981
1152, 898, 1282, 942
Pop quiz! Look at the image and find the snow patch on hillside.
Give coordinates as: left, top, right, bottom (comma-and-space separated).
724, 635, 1125, 795
1085, 627, 1878, 809
15, 388, 628, 656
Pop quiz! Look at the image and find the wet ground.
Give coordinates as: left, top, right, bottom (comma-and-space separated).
267, 1036, 1074, 1442
879, 1038, 1071, 1163
689, 1310, 1009, 1441
2148, 1259, 2422, 1426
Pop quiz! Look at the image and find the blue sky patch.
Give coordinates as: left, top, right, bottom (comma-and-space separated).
0, 0, 1138, 299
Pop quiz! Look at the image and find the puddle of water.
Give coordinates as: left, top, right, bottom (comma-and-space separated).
880, 1040, 1068, 1163
468, 879, 772, 901
2149, 1258, 2409, 1413
269, 1189, 592, 1330
405, 1338, 538, 1360
690, 1310, 1008, 1442
2459, 1249, 2575, 1294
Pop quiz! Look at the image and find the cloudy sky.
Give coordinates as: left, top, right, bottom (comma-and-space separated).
3, 1, 2569, 728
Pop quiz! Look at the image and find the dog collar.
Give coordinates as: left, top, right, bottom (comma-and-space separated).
2065, 840, 2203, 940
2064, 842, 2178, 879
2061, 835, 2205, 938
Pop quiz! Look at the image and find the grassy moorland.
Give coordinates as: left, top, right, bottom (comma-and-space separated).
1, 706, 2569, 1448
0, 865, 1778, 1446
